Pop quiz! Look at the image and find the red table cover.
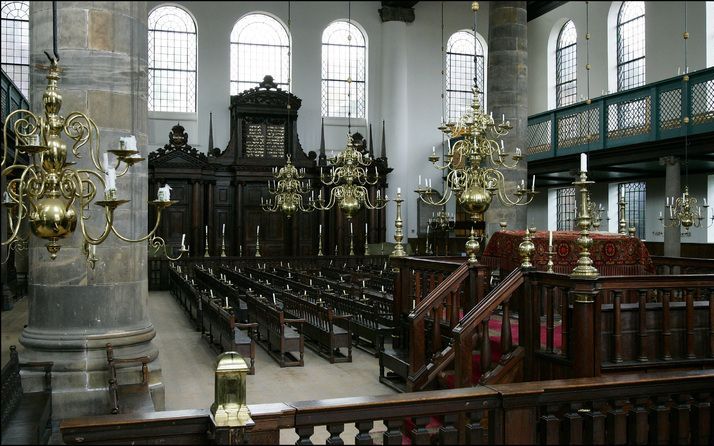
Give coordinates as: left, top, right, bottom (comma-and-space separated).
482, 230, 655, 276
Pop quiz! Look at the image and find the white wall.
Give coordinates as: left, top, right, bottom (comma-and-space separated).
528, 1, 709, 115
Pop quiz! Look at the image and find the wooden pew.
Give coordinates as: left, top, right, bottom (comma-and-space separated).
106, 343, 154, 415
1, 346, 53, 445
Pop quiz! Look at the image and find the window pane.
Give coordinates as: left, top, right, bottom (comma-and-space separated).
231, 13, 290, 94
618, 181, 646, 239
1, 0, 30, 97
148, 5, 197, 112
446, 30, 485, 122
321, 20, 366, 118
617, 1, 645, 91
556, 187, 576, 230
556, 20, 577, 107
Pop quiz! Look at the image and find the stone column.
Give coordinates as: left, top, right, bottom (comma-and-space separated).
380, 6, 412, 242
22, 2, 161, 418
660, 156, 681, 257
485, 2, 528, 236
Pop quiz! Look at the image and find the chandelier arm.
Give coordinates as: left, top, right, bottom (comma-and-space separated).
2, 110, 42, 168
148, 234, 184, 261
75, 168, 104, 202
110, 207, 162, 243
64, 112, 99, 162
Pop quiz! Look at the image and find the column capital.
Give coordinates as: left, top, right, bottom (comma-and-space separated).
659, 156, 680, 166
379, 2, 415, 23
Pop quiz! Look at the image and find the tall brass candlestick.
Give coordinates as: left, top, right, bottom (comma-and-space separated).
349, 231, 355, 256
204, 227, 210, 258
518, 227, 535, 268
255, 233, 261, 257
317, 234, 324, 256
546, 247, 555, 273
391, 190, 407, 257
220, 234, 227, 257
618, 195, 627, 235
571, 171, 599, 278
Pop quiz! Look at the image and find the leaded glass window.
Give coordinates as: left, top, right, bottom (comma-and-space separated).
231, 13, 290, 96
148, 5, 197, 112
321, 20, 366, 118
446, 31, 485, 123
556, 187, 576, 230
1, 1, 30, 97
617, 1, 645, 91
618, 181, 646, 239
556, 20, 577, 107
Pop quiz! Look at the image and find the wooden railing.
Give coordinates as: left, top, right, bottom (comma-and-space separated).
650, 256, 714, 275
60, 370, 714, 445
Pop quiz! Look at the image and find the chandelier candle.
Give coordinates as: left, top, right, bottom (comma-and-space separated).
580, 153, 588, 172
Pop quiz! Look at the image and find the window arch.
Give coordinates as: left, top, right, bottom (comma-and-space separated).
231, 13, 290, 96
321, 20, 366, 118
616, 1, 645, 91
1, 0, 30, 97
556, 20, 577, 107
446, 30, 485, 123
148, 5, 197, 112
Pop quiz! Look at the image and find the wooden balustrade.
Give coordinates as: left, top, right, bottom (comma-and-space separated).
650, 256, 714, 275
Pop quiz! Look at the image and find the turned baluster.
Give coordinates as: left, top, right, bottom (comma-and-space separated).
606, 399, 628, 445
685, 288, 695, 359
539, 405, 561, 445
613, 290, 623, 363
354, 421, 374, 445
326, 423, 345, 445
662, 290, 672, 360
648, 395, 672, 445
438, 414, 458, 445
465, 409, 485, 445
637, 289, 648, 362
295, 426, 315, 445
383, 419, 404, 446
582, 402, 606, 445
561, 403, 583, 444
480, 319, 491, 375
546, 285, 555, 353
410, 416, 431, 445
500, 300, 512, 354
690, 392, 711, 445
670, 393, 692, 445
627, 397, 650, 445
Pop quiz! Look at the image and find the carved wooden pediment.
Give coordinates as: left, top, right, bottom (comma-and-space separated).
149, 124, 209, 167
231, 75, 302, 113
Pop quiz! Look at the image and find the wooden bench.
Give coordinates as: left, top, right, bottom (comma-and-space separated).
1, 345, 53, 445
106, 343, 154, 415
244, 291, 305, 367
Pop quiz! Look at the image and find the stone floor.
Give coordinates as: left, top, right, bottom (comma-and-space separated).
1, 291, 396, 444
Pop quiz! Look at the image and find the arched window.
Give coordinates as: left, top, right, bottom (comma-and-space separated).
321, 20, 366, 118
1, 1, 30, 97
446, 30, 485, 123
148, 5, 197, 112
616, 1, 645, 91
556, 20, 577, 107
231, 13, 290, 95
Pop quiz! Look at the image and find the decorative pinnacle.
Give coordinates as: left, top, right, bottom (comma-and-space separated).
472, 2, 479, 12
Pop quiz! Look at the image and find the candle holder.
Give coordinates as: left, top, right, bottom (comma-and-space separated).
363, 230, 369, 256
349, 231, 355, 256
499, 221, 508, 231
239, 245, 243, 257
204, 234, 210, 258
546, 247, 555, 273
317, 233, 324, 256
628, 226, 637, 238
220, 234, 227, 257
571, 171, 599, 279
618, 195, 627, 235
464, 228, 480, 265
255, 233, 261, 257
518, 227, 535, 269
391, 191, 407, 257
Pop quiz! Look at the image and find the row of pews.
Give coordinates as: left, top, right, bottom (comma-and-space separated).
167, 258, 396, 371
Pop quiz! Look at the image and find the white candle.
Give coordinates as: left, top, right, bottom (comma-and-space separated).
548, 230, 553, 247
703, 198, 707, 206
365, 223, 368, 235
531, 175, 536, 192
419, 175, 422, 185
350, 222, 353, 235
397, 187, 401, 195
377, 190, 381, 199
181, 233, 186, 247
225, 297, 229, 307
515, 147, 521, 157
432, 146, 436, 155
580, 153, 587, 172
502, 114, 505, 123
659, 211, 663, 219
92, 244, 96, 255
103, 153, 109, 169
205, 225, 208, 238
222, 224, 225, 237
319, 224, 322, 235
257, 225, 260, 237
666, 197, 670, 206
210, 289, 214, 298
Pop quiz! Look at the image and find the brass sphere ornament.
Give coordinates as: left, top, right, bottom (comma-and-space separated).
465, 228, 480, 265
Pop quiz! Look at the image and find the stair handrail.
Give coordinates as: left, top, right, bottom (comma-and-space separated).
406, 262, 471, 388
451, 267, 526, 388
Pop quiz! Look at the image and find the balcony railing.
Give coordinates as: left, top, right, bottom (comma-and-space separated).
527, 67, 714, 160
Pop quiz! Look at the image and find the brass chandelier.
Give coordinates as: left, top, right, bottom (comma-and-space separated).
313, 135, 388, 219
1, 5, 184, 266
417, 2, 535, 229
261, 155, 314, 218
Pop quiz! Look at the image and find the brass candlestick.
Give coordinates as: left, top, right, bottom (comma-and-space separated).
464, 228, 480, 265
500, 221, 508, 231
628, 226, 636, 238
204, 233, 210, 258
364, 230, 369, 256
220, 234, 227, 257
317, 233, 324, 256
391, 191, 407, 257
349, 231, 355, 256
546, 247, 555, 273
571, 171, 599, 278
618, 195, 627, 234
255, 233, 261, 257
518, 227, 535, 268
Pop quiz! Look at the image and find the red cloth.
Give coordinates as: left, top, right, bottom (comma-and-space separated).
482, 230, 655, 276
